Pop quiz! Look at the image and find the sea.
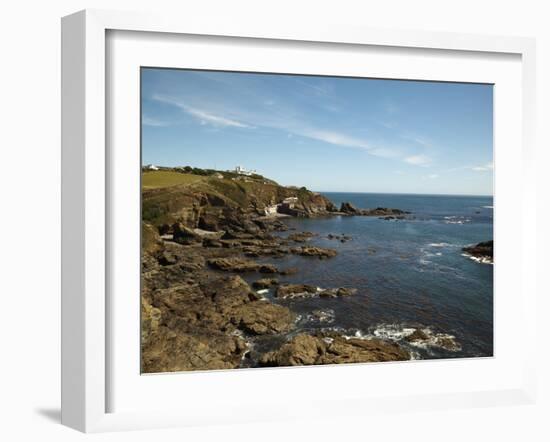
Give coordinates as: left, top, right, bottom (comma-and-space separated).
249, 192, 494, 361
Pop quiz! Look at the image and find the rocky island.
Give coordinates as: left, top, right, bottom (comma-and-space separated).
141, 167, 420, 373
462, 240, 494, 264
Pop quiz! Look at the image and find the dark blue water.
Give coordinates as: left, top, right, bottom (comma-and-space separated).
259, 193, 494, 360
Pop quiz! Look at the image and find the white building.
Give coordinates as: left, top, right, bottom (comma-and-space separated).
145, 164, 159, 171
234, 165, 256, 176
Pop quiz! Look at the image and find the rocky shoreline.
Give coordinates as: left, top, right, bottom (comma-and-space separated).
140, 169, 424, 372
141, 213, 419, 372
141, 168, 465, 372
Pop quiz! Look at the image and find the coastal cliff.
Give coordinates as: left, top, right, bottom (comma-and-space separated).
141, 167, 414, 372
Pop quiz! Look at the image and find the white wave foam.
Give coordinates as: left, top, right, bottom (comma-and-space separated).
461, 253, 493, 265
371, 324, 462, 352
304, 309, 335, 324
443, 216, 471, 225
373, 324, 416, 341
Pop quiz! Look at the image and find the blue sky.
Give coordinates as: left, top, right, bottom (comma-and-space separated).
141, 68, 493, 195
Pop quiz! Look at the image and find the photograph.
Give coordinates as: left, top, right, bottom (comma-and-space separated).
140, 68, 494, 373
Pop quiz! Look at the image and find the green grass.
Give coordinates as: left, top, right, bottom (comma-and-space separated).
142, 171, 205, 189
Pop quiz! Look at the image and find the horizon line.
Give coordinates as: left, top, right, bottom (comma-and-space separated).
315, 190, 494, 198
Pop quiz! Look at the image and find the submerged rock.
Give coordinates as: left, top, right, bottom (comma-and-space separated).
276, 284, 357, 299
287, 231, 317, 242
318, 287, 357, 298
306, 309, 335, 324
327, 233, 352, 242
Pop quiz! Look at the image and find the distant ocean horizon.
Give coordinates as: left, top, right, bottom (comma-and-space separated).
315, 190, 493, 198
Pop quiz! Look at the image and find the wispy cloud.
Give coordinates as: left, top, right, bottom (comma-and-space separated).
152, 94, 252, 128
295, 79, 333, 96
402, 133, 433, 148
142, 116, 171, 127
383, 100, 399, 115
299, 129, 370, 150
471, 162, 493, 172
405, 154, 432, 166
150, 83, 432, 166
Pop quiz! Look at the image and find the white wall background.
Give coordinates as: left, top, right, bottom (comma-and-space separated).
0, 1, 548, 440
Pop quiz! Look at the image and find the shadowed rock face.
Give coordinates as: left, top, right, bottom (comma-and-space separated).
207, 257, 279, 273
259, 334, 410, 367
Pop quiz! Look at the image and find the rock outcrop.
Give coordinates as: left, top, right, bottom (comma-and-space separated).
207, 257, 278, 273
462, 240, 493, 262
259, 334, 410, 367
142, 274, 297, 373
276, 284, 358, 299
339, 202, 409, 217
290, 246, 337, 259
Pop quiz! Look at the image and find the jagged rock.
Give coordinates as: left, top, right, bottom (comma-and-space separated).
276, 284, 357, 299
141, 326, 248, 373
142, 222, 164, 255
207, 257, 278, 273
252, 278, 279, 289
260, 334, 325, 366
318, 287, 358, 298
405, 329, 429, 342
141, 297, 162, 347
340, 202, 361, 214
364, 207, 408, 216
276, 284, 318, 299
290, 246, 337, 259
308, 309, 335, 323
142, 275, 297, 372
339, 203, 409, 217
404, 328, 462, 352
287, 231, 317, 242
327, 233, 352, 242
462, 240, 493, 261
259, 334, 409, 367
232, 303, 296, 335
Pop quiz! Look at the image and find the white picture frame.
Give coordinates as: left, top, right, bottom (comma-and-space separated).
61, 9, 538, 433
